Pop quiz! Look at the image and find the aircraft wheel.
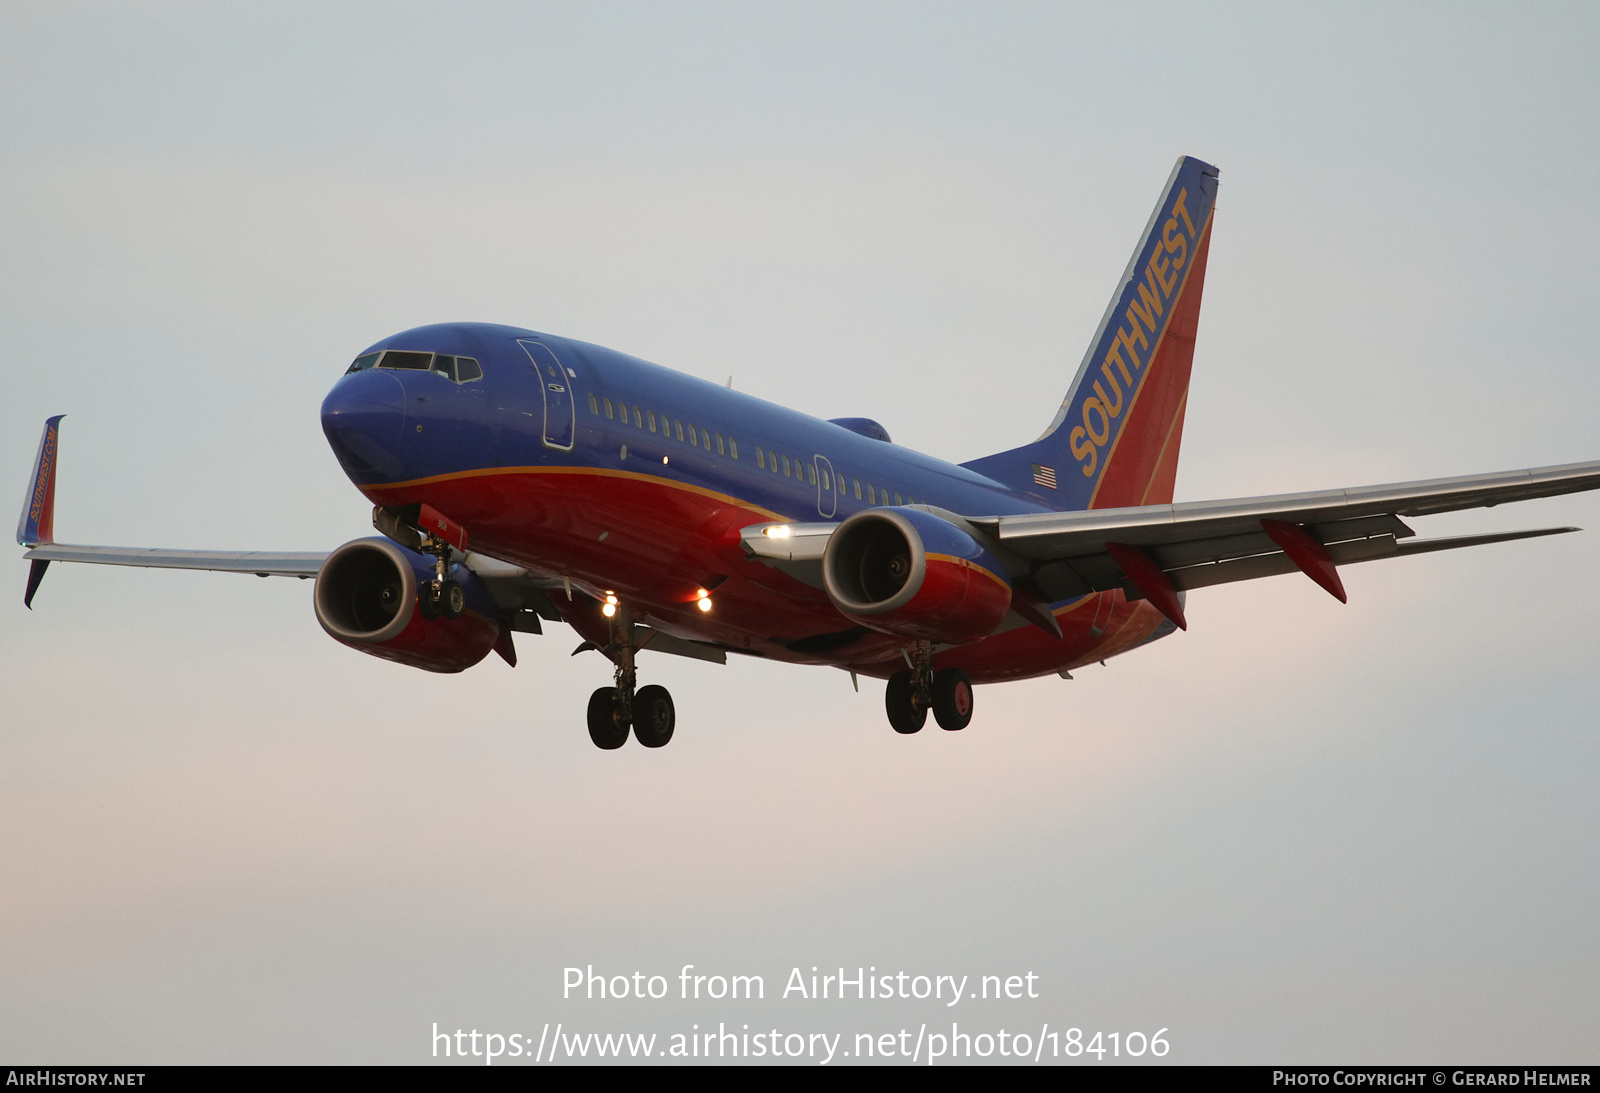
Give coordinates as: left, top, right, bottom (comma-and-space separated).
632, 684, 676, 748
439, 579, 466, 620
416, 585, 440, 621
932, 668, 974, 731
885, 671, 926, 734
586, 687, 630, 750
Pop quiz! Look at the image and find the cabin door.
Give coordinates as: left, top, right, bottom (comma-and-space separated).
518, 340, 575, 451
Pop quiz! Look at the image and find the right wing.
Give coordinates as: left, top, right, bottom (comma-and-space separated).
966, 460, 1597, 627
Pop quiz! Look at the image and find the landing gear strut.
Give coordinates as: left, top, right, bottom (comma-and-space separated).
415, 533, 464, 621
885, 642, 973, 733
583, 601, 676, 750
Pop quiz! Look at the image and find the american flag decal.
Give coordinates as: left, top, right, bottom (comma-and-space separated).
1032, 463, 1058, 489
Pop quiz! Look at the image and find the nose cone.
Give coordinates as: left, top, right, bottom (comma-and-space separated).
322, 369, 407, 480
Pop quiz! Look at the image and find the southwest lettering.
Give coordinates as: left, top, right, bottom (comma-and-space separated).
1083, 398, 1111, 446
1164, 217, 1188, 269
1093, 369, 1124, 417
1128, 272, 1164, 332
1171, 186, 1194, 235
1068, 179, 1202, 479
1150, 245, 1175, 294
1117, 319, 1148, 362
1070, 426, 1097, 477
1105, 339, 1134, 386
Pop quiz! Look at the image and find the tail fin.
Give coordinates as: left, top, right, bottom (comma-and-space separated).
963, 155, 1219, 510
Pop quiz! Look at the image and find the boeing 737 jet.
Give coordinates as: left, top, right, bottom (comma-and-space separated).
18, 156, 1600, 748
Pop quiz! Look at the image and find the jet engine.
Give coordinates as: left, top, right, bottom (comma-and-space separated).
313, 537, 499, 672
821, 507, 1013, 644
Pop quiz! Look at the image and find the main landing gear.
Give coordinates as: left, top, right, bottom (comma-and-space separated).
583, 602, 677, 750
884, 640, 974, 734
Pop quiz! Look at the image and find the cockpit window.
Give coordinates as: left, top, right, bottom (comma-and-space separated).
345, 350, 482, 383
380, 350, 434, 370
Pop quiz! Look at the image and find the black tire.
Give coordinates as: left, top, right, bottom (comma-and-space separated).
440, 579, 466, 620
932, 668, 974, 731
586, 687, 629, 750
632, 684, 676, 748
885, 671, 926, 734
416, 584, 440, 621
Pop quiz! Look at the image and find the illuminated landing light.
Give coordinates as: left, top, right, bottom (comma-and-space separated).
602, 603, 617, 618
662, 456, 669, 465
697, 597, 713, 612
605, 593, 618, 604
763, 525, 792, 539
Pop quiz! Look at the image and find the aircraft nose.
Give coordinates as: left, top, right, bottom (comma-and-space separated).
321, 369, 408, 479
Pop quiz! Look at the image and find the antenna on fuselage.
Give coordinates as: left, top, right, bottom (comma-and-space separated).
725, 375, 733, 389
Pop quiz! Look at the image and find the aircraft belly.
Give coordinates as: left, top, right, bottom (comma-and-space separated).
360, 464, 867, 657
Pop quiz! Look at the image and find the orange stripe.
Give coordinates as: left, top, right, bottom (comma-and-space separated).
365, 463, 790, 522
926, 552, 1010, 593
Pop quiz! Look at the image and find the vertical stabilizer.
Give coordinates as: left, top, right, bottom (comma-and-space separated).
963, 156, 1219, 510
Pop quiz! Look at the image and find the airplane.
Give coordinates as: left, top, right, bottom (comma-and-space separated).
18, 155, 1600, 750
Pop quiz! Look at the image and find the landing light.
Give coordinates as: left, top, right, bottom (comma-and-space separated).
602, 603, 617, 618
763, 525, 792, 539
697, 597, 713, 612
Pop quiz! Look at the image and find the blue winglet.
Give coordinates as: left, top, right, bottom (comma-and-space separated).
17, 415, 65, 548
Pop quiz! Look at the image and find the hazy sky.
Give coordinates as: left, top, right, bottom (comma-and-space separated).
2, 2, 1598, 1064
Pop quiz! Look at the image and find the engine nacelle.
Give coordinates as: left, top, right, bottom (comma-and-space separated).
313, 537, 499, 673
822, 507, 1013, 644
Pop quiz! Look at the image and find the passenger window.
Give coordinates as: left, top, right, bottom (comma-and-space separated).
617, 401, 628, 422
729, 438, 739, 459
701, 429, 711, 449
853, 479, 862, 500
894, 492, 903, 505
820, 468, 830, 490
807, 464, 817, 485
633, 407, 642, 428
880, 488, 890, 505
647, 411, 656, 432
674, 420, 684, 441
756, 448, 765, 469
769, 450, 780, 474
589, 394, 600, 415
689, 427, 698, 448
866, 483, 875, 503
456, 357, 482, 382
716, 434, 725, 456
604, 399, 615, 420
345, 353, 381, 374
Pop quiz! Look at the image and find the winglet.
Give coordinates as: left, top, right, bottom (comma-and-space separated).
17, 415, 64, 548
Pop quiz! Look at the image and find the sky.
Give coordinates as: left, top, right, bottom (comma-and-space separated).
2, 1, 1598, 1065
